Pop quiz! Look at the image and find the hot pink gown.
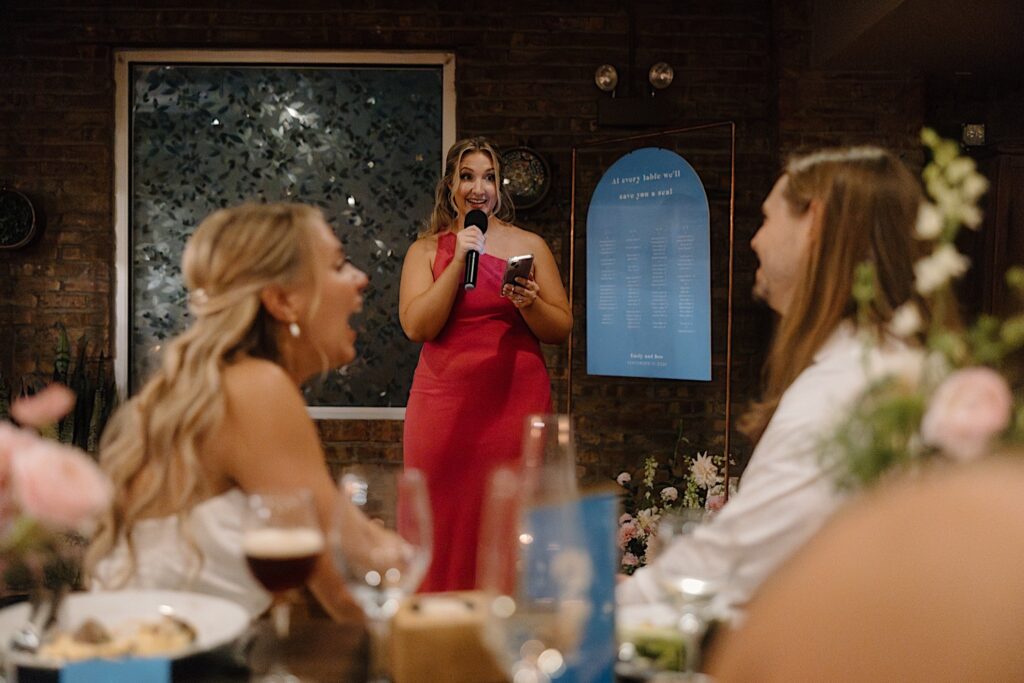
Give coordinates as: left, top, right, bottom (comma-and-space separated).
404, 232, 552, 592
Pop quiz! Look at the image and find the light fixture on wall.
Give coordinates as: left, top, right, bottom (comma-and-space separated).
591, 0, 677, 126
594, 64, 619, 94
594, 60, 675, 126
647, 62, 674, 91
961, 123, 986, 147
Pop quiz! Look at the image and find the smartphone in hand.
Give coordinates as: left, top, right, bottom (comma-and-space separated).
502, 254, 534, 287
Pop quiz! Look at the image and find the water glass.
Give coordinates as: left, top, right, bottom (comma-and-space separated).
330, 467, 432, 682
476, 413, 592, 683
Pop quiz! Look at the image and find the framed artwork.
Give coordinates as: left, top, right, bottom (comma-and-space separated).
114, 50, 455, 419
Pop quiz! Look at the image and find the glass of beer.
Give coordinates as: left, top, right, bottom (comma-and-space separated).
243, 490, 324, 683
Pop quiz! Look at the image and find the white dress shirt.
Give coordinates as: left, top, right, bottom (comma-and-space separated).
618, 322, 912, 610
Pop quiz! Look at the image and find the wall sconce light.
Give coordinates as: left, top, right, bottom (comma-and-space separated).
595, 61, 675, 126
594, 64, 619, 94
648, 62, 674, 92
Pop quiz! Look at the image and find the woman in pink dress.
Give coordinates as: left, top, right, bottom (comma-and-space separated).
399, 137, 572, 591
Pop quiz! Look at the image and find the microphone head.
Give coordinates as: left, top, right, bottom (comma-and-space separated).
464, 209, 489, 234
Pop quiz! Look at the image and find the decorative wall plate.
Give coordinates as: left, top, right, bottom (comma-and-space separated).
0, 189, 37, 249
502, 146, 551, 210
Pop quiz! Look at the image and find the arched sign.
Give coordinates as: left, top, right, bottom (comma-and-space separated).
586, 147, 711, 381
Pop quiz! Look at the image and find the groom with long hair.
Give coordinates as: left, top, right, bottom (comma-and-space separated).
618, 146, 931, 610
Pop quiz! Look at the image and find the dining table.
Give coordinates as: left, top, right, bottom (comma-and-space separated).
10, 593, 370, 683
2, 591, 720, 682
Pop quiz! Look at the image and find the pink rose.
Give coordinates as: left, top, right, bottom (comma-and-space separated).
0, 423, 40, 522
0, 423, 40, 495
10, 384, 76, 428
621, 552, 639, 567
617, 520, 638, 549
920, 367, 1013, 461
10, 439, 112, 530
705, 493, 726, 512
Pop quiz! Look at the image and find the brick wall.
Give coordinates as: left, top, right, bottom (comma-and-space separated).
0, 0, 926, 486
773, 0, 926, 161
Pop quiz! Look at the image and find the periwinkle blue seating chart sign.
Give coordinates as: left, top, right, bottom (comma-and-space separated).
586, 147, 711, 381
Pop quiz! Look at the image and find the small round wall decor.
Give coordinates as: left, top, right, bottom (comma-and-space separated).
502, 146, 551, 210
0, 188, 38, 250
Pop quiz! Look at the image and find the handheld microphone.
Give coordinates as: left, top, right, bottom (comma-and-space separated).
462, 209, 489, 290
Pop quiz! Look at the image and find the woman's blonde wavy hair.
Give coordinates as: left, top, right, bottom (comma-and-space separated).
85, 202, 324, 585
739, 147, 932, 443
421, 136, 515, 237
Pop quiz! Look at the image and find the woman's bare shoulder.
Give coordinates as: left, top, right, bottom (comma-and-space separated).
405, 233, 443, 260
503, 222, 550, 253
221, 358, 304, 412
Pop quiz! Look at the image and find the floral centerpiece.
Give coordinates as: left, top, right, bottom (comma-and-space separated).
830, 128, 1024, 484
615, 443, 732, 575
0, 385, 112, 599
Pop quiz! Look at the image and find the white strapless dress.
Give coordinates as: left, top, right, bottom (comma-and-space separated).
91, 488, 271, 618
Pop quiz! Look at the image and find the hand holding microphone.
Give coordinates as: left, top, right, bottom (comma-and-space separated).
461, 209, 489, 290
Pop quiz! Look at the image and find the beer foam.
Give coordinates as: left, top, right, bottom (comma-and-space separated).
242, 527, 324, 558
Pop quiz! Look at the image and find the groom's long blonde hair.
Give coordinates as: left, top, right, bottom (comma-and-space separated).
86, 202, 323, 585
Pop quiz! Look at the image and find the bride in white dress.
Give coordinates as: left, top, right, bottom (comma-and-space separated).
87, 202, 381, 620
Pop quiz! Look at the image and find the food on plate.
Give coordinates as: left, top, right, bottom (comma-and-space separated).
37, 614, 197, 662
619, 624, 686, 672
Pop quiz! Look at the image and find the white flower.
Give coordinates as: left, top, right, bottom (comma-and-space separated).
635, 508, 660, 534
616, 472, 631, 486
889, 302, 923, 338
866, 346, 928, 391
943, 156, 976, 184
959, 203, 983, 230
660, 487, 678, 502
961, 173, 989, 203
690, 452, 720, 489
914, 243, 969, 295
914, 202, 943, 240
933, 187, 965, 223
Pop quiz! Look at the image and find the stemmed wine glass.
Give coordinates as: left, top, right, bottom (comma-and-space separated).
242, 490, 325, 683
649, 508, 728, 681
477, 414, 593, 683
329, 467, 432, 683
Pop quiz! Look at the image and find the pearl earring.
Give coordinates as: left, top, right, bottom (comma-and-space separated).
288, 322, 301, 338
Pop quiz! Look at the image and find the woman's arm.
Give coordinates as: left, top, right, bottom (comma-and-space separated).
398, 228, 484, 342
214, 359, 367, 622
506, 232, 572, 344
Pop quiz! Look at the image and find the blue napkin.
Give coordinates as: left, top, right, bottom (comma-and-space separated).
60, 657, 171, 683
561, 490, 618, 683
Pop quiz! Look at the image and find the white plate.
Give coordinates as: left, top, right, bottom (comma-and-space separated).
617, 603, 679, 631
0, 589, 251, 668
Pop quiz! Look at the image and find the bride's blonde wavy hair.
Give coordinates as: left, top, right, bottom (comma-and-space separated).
85, 202, 323, 586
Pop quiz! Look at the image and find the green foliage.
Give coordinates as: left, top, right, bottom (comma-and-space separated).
831, 376, 927, 487
1, 518, 86, 593
6, 326, 118, 455
831, 128, 1020, 486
